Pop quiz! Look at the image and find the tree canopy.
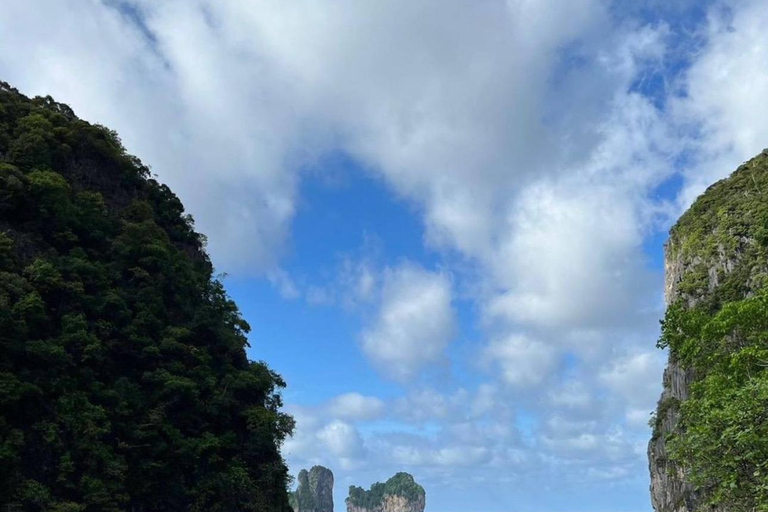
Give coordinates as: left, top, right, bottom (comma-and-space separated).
0, 82, 294, 512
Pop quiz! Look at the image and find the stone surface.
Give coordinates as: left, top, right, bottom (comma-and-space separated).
290, 466, 334, 512
647, 155, 768, 512
648, 232, 741, 512
346, 494, 426, 512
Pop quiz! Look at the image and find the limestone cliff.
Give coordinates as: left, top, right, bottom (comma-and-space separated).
346, 494, 426, 512
290, 466, 334, 512
647, 240, 704, 512
346, 473, 425, 512
648, 150, 768, 511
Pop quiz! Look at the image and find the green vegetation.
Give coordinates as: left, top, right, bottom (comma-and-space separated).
0, 82, 294, 511
656, 151, 768, 511
346, 472, 425, 509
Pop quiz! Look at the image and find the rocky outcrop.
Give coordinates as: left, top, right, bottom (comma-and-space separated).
647, 240, 703, 512
346, 473, 425, 512
648, 150, 768, 512
290, 466, 334, 512
346, 494, 426, 512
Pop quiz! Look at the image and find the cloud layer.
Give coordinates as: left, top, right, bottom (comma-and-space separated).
3, 0, 766, 510
361, 264, 455, 382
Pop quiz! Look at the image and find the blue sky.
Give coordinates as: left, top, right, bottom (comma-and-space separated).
3, 0, 768, 510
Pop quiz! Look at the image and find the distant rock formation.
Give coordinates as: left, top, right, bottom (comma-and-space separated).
289, 466, 334, 512
346, 473, 425, 512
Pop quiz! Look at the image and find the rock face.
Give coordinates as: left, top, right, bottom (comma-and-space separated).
346, 494, 426, 512
346, 473, 425, 512
648, 150, 768, 512
647, 240, 703, 512
290, 466, 334, 512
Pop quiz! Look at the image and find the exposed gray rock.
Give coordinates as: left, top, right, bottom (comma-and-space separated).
346, 494, 426, 512
648, 224, 757, 512
290, 466, 334, 512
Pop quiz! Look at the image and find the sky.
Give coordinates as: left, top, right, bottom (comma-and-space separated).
2, 0, 768, 511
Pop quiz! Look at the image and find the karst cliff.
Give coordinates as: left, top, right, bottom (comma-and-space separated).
289, 466, 334, 512
649, 150, 768, 511
345, 472, 425, 512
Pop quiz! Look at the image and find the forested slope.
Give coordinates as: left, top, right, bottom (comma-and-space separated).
0, 81, 294, 512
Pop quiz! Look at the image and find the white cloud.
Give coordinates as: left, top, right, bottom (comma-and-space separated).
548, 380, 594, 411
318, 420, 366, 459
361, 264, 455, 381
672, 0, 768, 206
393, 388, 470, 423
482, 334, 557, 388
485, 86, 672, 331
390, 443, 492, 468
0, 0, 306, 273
5, 0, 761, 506
599, 351, 666, 412
283, 406, 368, 471
327, 393, 385, 422
268, 268, 301, 300
282, 406, 324, 462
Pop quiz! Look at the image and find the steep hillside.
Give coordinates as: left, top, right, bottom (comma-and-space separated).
0, 82, 294, 512
649, 150, 768, 512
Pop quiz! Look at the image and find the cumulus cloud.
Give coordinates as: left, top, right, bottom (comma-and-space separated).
4, 0, 765, 507
0, 0, 305, 273
361, 264, 455, 381
327, 393, 385, 422
672, 0, 768, 206
393, 388, 471, 423
599, 351, 666, 425
482, 334, 558, 388
318, 420, 366, 459
548, 380, 594, 412
283, 406, 368, 471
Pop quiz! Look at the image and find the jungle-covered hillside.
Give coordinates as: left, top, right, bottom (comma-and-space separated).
0, 82, 294, 512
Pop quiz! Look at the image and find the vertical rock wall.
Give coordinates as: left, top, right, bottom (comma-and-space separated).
291, 466, 334, 512
647, 240, 702, 512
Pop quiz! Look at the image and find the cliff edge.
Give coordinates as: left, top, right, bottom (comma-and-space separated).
649, 150, 768, 511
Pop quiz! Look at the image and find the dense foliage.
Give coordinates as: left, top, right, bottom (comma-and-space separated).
0, 82, 294, 512
655, 151, 768, 511
346, 473, 424, 509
